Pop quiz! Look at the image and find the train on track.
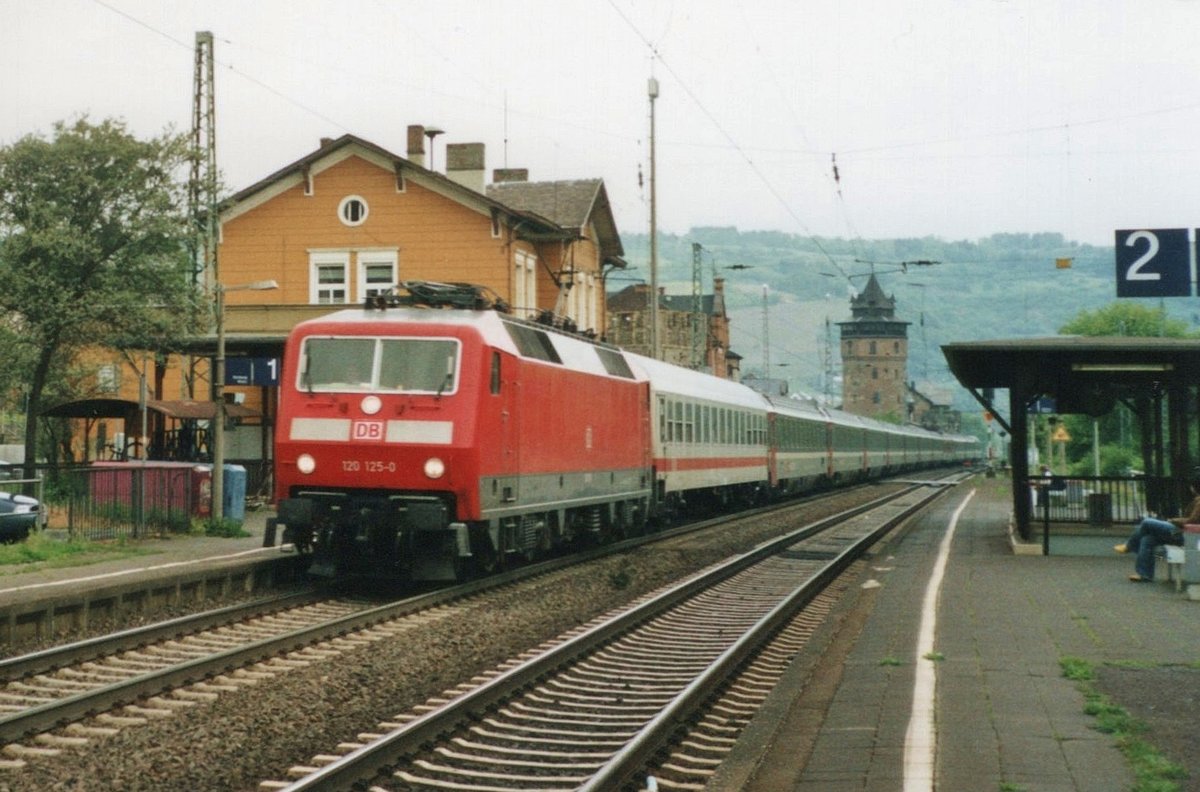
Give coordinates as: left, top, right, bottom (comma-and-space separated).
273, 282, 978, 581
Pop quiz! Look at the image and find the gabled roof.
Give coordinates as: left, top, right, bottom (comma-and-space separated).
219, 134, 562, 236
488, 179, 624, 260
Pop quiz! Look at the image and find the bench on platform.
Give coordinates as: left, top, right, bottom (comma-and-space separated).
1161, 545, 1186, 592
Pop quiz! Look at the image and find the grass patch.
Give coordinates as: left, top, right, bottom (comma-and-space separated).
0, 532, 152, 574
1059, 656, 1188, 792
194, 517, 252, 538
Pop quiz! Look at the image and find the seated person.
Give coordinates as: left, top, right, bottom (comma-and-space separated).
1116, 475, 1200, 582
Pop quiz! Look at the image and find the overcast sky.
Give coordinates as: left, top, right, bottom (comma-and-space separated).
5, 1, 1200, 249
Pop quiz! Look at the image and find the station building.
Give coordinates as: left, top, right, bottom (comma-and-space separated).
49, 128, 628, 491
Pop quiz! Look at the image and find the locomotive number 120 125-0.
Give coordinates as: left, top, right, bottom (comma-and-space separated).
341, 459, 399, 474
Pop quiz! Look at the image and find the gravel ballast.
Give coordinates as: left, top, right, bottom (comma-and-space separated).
2, 489, 888, 791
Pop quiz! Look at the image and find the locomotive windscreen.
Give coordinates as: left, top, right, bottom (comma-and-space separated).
301, 336, 459, 393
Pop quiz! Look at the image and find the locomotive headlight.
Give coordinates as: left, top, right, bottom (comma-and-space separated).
423, 457, 446, 479
360, 395, 382, 415
297, 453, 317, 475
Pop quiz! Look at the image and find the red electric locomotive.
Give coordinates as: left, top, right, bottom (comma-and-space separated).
274, 283, 652, 581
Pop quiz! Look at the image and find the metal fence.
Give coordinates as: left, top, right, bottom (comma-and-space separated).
57, 464, 200, 541
1028, 475, 1174, 527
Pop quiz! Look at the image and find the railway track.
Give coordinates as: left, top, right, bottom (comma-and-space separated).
263, 473, 966, 791
0, 481, 903, 770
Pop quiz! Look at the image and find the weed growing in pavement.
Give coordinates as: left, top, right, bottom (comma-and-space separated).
1059, 656, 1187, 792
923, 651, 945, 662
998, 783, 1027, 792
879, 656, 903, 666
1060, 655, 1093, 681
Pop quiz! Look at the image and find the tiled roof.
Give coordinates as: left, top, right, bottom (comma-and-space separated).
486, 179, 602, 229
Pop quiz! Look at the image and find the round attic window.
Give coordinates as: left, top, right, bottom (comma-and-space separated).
338, 195, 369, 226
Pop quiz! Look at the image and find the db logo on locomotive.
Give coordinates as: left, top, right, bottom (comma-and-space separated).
352, 420, 385, 441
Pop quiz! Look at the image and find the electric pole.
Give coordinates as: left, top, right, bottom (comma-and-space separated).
648, 77, 660, 360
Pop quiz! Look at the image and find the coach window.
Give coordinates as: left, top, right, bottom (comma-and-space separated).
490, 352, 501, 394
684, 402, 694, 443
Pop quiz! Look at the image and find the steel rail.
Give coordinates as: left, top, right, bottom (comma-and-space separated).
0, 481, 902, 745
273, 475, 967, 791
0, 591, 321, 680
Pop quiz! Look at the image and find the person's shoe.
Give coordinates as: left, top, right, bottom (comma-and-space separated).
1129, 574, 1150, 582
1114, 543, 1128, 554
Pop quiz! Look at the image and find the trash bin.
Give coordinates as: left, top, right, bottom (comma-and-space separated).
1086, 492, 1113, 525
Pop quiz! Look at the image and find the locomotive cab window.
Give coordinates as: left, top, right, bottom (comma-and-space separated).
300, 336, 460, 394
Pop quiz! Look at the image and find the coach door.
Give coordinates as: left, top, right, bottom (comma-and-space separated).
494, 351, 519, 505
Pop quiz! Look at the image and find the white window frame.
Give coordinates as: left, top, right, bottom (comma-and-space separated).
357, 251, 399, 301
309, 251, 350, 305
337, 195, 369, 227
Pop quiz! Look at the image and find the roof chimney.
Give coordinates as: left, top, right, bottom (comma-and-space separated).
446, 142, 486, 193
319, 137, 334, 148
493, 168, 528, 184
406, 125, 425, 167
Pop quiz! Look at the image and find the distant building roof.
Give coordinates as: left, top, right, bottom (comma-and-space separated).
607, 284, 723, 316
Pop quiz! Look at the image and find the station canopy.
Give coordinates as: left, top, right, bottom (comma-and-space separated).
42, 398, 260, 421
943, 336, 1200, 420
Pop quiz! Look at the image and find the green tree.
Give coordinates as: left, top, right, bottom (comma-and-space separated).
0, 118, 204, 476
1056, 301, 1195, 476
1058, 301, 1195, 338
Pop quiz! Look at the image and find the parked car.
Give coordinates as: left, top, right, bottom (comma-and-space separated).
0, 492, 39, 543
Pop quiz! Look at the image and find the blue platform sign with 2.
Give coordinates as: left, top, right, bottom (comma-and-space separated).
1114, 229, 1193, 298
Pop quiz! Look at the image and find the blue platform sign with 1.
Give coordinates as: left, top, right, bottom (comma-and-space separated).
1114, 228, 1194, 298
225, 357, 280, 386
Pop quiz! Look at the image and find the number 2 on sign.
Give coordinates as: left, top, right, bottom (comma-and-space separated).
1123, 230, 1161, 282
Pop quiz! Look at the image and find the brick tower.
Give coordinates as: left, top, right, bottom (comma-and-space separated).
837, 274, 911, 420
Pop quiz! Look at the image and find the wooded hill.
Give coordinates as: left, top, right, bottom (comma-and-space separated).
616, 228, 1192, 412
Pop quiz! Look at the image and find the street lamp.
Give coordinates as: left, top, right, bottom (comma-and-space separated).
213, 278, 278, 523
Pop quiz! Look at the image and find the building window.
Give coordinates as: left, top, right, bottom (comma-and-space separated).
358, 253, 398, 301
310, 252, 349, 304
514, 250, 537, 318
869, 340, 877, 354
338, 195, 369, 226
97, 363, 120, 393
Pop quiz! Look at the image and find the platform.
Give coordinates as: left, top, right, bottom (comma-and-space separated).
713, 476, 1200, 792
